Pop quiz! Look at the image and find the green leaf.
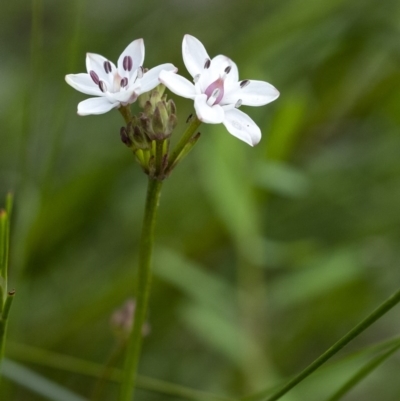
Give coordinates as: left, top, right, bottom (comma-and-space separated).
324, 340, 400, 401
1, 359, 88, 401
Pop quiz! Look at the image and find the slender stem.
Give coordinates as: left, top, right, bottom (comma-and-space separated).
119, 177, 163, 401
155, 140, 164, 176
167, 116, 201, 169
325, 340, 400, 401
119, 105, 132, 125
91, 340, 125, 401
0, 292, 15, 366
6, 342, 233, 401
264, 287, 400, 401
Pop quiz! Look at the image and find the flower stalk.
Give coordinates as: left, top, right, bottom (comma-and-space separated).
166, 115, 201, 173
119, 177, 163, 401
0, 193, 15, 367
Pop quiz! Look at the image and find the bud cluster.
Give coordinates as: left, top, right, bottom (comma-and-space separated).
120, 85, 178, 180
138, 85, 177, 141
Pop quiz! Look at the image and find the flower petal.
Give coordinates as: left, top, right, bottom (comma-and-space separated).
159, 70, 196, 99
86, 53, 115, 85
222, 108, 261, 146
117, 39, 145, 78
77, 97, 119, 116
182, 34, 210, 78
198, 55, 239, 94
107, 89, 138, 104
140, 63, 178, 93
194, 94, 224, 124
65, 73, 103, 96
223, 80, 280, 107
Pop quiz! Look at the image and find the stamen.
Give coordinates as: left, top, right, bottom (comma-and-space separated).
204, 78, 225, 105
212, 88, 220, 98
104, 61, 112, 74
204, 58, 211, 69
235, 99, 242, 108
136, 66, 144, 79
98, 80, 107, 92
120, 77, 128, 88
240, 80, 250, 88
206, 88, 220, 106
193, 74, 200, 83
224, 66, 231, 74
90, 70, 100, 85
123, 55, 133, 71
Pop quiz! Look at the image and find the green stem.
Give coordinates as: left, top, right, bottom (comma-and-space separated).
0, 292, 15, 366
155, 140, 164, 177
167, 116, 201, 169
6, 342, 233, 401
119, 177, 163, 401
119, 105, 132, 125
325, 340, 400, 401
264, 287, 400, 401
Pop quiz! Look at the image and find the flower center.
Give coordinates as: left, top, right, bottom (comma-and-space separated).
204, 78, 224, 106
203, 65, 232, 106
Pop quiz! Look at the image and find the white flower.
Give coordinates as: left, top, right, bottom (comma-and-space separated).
65, 39, 177, 116
159, 35, 279, 146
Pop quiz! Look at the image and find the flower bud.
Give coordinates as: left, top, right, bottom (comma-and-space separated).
138, 98, 178, 141
132, 125, 150, 150
120, 126, 133, 147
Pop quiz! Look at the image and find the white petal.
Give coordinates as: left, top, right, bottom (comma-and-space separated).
117, 39, 145, 78
194, 94, 224, 124
86, 53, 115, 84
77, 97, 119, 116
223, 80, 280, 107
222, 108, 261, 146
107, 89, 138, 104
182, 34, 210, 78
65, 73, 103, 96
223, 58, 239, 87
198, 55, 238, 93
159, 70, 196, 99
140, 63, 178, 93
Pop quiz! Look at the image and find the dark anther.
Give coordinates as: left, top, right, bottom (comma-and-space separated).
240, 80, 250, 88
98, 81, 107, 93
224, 66, 232, 74
120, 77, 128, 87
123, 55, 133, 71
104, 61, 112, 73
186, 114, 193, 123
90, 70, 100, 85
204, 58, 211, 69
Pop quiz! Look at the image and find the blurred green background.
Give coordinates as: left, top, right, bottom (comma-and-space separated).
1, 0, 400, 400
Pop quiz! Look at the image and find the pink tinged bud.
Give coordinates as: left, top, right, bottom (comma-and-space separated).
104, 61, 112, 73
240, 80, 250, 88
120, 77, 128, 88
123, 55, 133, 71
205, 78, 224, 105
98, 81, 107, 92
204, 58, 211, 69
90, 70, 100, 85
